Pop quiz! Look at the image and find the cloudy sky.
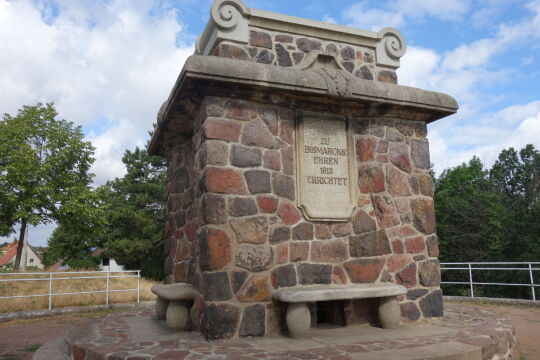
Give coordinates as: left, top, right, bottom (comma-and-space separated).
1, 0, 539, 246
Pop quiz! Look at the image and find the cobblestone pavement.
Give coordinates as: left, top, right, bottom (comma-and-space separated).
67, 303, 516, 359
447, 301, 540, 360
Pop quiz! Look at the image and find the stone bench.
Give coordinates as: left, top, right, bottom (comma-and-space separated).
151, 283, 196, 330
273, 283, 407, 338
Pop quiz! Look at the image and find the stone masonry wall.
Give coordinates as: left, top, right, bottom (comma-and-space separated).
163, 95, 442, 339
213, 26, 398, 84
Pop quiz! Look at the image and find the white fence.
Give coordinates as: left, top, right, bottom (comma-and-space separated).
0, 270, 140, 310
440, 262, 539, 301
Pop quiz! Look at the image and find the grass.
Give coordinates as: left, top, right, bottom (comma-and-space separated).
0, 270, 158, 313
22, 345, 41, 353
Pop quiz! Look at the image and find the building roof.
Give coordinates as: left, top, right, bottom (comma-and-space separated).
0, 241, 18, 266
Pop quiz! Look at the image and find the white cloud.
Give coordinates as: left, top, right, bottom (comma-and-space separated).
0, 0, 194, 181
342, 0, 469, 31
0, 0, 195, 245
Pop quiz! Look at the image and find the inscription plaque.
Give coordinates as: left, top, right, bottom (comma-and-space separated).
296, 112, 356, 221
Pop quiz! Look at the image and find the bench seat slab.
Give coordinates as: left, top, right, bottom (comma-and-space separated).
151, 283, 196, 301
273, 284, 407, 303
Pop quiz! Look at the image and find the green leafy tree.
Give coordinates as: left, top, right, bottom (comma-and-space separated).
102, 146, 166, 280
434, 157, 504, 262
44, 187, 108, 268
435, 145, 540, 298
0, 103, 95, 270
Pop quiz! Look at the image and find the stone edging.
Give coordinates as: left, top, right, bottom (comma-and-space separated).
445, 295, 540, 307
0, 301, 155, 323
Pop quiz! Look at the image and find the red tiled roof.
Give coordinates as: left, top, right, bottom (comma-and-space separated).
0, 241, 19, 266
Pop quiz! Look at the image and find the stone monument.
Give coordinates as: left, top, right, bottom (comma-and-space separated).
148, 0, 458, 340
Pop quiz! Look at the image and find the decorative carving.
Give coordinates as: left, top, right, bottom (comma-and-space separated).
316, 67, 352, 98
210, 0, 249, 29
196, 0, 250, 55
294, 52, 353, 98
376, 28, 407, 69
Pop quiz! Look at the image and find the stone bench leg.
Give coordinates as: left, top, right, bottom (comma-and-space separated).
166, 300, 189, 330
156, 297, 168, 320
378, 296, 400, 329
286, 302, 311, 338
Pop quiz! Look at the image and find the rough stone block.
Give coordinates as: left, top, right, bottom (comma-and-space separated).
332, 266, 348, 284
417, 174, 434, 197
315, 223, 333, 239
202, 194, 227, 224
272, 173, 295, 200
228, 197, 258, 217
226, 99, 250, 121
419, 289, 443, 317
230, 216, 268, 244
201, 303, 240, 340
296, 37, 321, 52
344, 258, 385, 283
215, 43, 249, 61
349, 230, 391, 257
386, 254, 411, 273
401, 302, 421, 321
275, 242, 289, 264
311, 239, 348, 262
419, 259, 441, 287
290, 241, 309, 262
238, 275, 271, 302
242, 119, 274, 148
410, 199, 436, 234
298, 263, 332, 285
387, 166, 411, 196
231, 145, 262, 167
292, 222, 314, 240
405, 236, 426, 253
281, 146, 294, 175
245, 170, 271, 194
358, 163, 385, 193
332, 223, 352, 237
203, 118, 241, 142
372, 194, 400, 228
276, 43, 292, 66
236, 244, 273, 272
396, 262, 417, 288
356, 137, 375, 161
258, 195, 278, 213
260, 107, 278, 135
406, 288, 428, 300
250, 30, 272, 49
411, 139, 430, 169
355, 65, 373, 80
204, 168, 248, 195
240, 304, 266, 337
202, 272, 232, 301
389, 142, 412, 173
270, 226, 290, 244
353, 210, 377, 234
426, 234, 440, 257
278, 200, 301, 225
263, 149, 281, 170
378, 70, 398, 84
200, 141, 229, 167
198, 228, 231, 271
232, 271, 249, 294
271, 264, 297, 288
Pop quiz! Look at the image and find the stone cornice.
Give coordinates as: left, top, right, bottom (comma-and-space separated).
195, 0, 407, 69
148, 55, 458, 155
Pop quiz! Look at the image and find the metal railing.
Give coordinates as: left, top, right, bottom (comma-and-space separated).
0, 270, 140, 310
440, 262, 539, 301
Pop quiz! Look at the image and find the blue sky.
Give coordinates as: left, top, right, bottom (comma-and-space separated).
1, 0, 539, 246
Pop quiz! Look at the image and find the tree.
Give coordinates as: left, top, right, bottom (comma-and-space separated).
0, 103, 95, 270
101, 146, 166, 280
